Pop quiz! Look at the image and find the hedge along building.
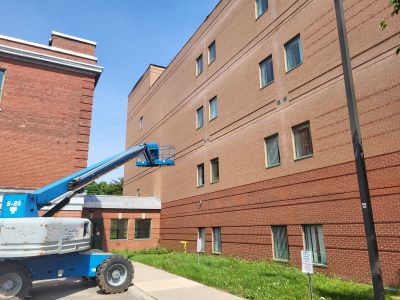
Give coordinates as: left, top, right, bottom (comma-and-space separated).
125, 0, 400, 286
0, 32, 102, 193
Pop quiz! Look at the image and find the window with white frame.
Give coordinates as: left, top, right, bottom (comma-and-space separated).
135, 219, 151, 239
198, 227, 206, 252
304, 225, 326, 265
208, 41, 216, 65
292, 121, 313, 159
285, 34, 302, 72
197, 163, 205, 187
139, 116, 144, 130
196, 106, 204, 129
255, 0, 268, 18
265, 134, 280, 167
272, 226, 289, 261
259, 55, 274, 88
210, 158, 219, 183
110, 219, 128, 240
212, 227, 221, 253
209, 96, 218, 121
196, 54, 203, 76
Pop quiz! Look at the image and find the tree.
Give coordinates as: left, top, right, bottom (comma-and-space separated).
379, 0, 400, 54
85, 177, 124, 195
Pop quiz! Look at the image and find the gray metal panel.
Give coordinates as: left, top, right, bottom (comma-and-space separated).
82, 195, 161, 210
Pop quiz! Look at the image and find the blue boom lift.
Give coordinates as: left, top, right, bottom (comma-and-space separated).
0, 143, 175, 299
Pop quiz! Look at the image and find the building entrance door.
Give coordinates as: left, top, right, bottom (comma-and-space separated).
91, 218, 104, 250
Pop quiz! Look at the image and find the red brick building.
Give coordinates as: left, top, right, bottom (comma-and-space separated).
124, 0, 400, 287
0, 31, 103, 192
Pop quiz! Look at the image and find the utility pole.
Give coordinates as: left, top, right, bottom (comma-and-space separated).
333, 1, 384, 299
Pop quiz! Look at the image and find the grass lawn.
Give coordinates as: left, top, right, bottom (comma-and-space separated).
116, 248, 399, 300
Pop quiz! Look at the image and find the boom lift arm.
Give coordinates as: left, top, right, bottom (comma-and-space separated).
1, 143, 174, 218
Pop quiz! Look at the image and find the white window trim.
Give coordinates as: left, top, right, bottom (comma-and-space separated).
292, 121, 313, 160
196, 106, 204, 129
198, 228, 206, 253
197, 163, 205, 187
284, 34, 303, 73
259, 55, 274, 89
208, 41, 216, 65
196, 54, 203, 76
255, 0, 268, 19
271, 225, 289, 262
209, 97, 218, 121
264, 134, 280, 168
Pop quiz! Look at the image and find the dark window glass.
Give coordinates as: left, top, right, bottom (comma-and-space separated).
197, 163, 205, 187
210, 158, 219, 183
208, 41, 216, 64
285, 35, 302, 71
196, 55, 203, 75
110, 219, 128, 240
304, 225, 326, 265
272, 226, 289, 261
256, 0, 268, 18
198, 227, 206, 252
135, 219, 151, 239
212, 227, 221, 253
293, 122, 313, 159
265, 134, 280, 167
197, 106, 204, 129
259, 56, 274, 87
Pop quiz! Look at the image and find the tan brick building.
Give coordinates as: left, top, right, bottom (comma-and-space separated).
0, 32, 103, 192
124, 0, 400, 286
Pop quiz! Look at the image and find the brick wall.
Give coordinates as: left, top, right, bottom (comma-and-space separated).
0, 33, 100, 189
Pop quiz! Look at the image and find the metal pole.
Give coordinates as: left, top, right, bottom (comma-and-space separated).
334, 1, 384, 299
308, 273, 313, 300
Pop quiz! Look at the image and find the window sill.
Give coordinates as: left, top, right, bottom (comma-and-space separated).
212, 252, 221, 255
294, 154, 313, 162
196, 126, 203, 130
273, 258, 289, 263
313, 263, 327, 268
209, 116, 217, 122
110, 239, 128, 241
255, 9, 268, 21
134, 238, 151, 241
197, 185, 205, 188
210, 180, 219, 184
208, 60, 215, 66
196, 73, 202, 77
260, 80, 274, 90
266, 163, 281, 169
285, 62, 303, 74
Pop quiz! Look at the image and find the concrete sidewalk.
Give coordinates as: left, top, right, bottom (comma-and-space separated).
128, 262, 244, 300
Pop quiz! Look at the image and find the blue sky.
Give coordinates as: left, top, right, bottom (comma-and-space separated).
0, 0, 219, 182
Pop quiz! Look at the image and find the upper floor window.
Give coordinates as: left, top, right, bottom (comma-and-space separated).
272, 226, 289, 261
292, 121, 313, 159
304, 225, 326, 265
265, 134, 280, 167
197, 163, 205, 187
210, 157, 219, 183
255, 0, 268, 18
196, 54, 203, 76
212, 227, 222, 254
110, 219, 128, 240
259, 55, 274, 88
0, 70, 5, 101
208, 41, 216, 65
285, 35, 302, 72
209, 97, 218, 121
139, 116, 144, 130
135, 219, 151, 239
196, 106, 204, 129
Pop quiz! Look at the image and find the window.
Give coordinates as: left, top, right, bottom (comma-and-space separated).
272, 226, 289, 261
0, 70, 5, 101
304, 225, 326, 265
110, 219, 128, 240
198, 227, 206, 252
196, 106, 204, 129
197, 163, 205, 187
139, 116, 144, 130
210, 158, 219, 183
265, 134, 280, 167
255, 0, 268, 18
259, 55, 274, 88
135, 219, 151, 239
292, 121, 313, 159
209, 97, 218, 121
285, 35, 302, 72
196, 55, 203, 76
212, 227, 221, 253
208, 41, 216, 65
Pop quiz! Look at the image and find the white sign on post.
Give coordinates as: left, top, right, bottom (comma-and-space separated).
301, 250, 314, 274
196, 238, 203, 253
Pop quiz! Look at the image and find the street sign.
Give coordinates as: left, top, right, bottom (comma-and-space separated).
196, 238, 203, 253
301, 250, 313, 274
